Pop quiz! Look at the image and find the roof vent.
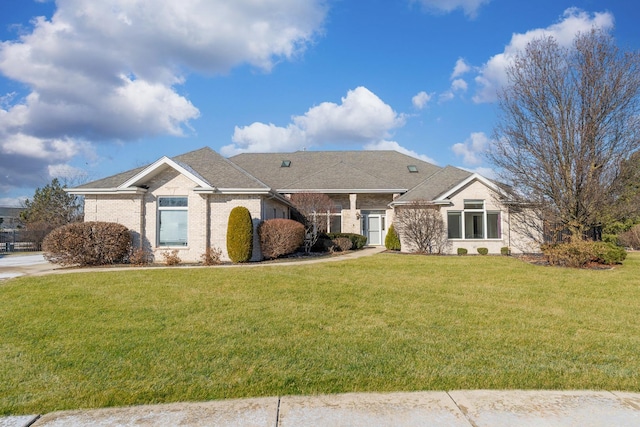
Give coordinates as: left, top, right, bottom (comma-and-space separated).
281, 160, 291, 167
407, 165, 418, 173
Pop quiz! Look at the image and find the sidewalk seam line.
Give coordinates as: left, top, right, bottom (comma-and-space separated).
446, 391, 477, 427
275, 396, 281, 427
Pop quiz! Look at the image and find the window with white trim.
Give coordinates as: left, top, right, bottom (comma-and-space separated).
158, 197, 188, 246
447, 200, 501, 239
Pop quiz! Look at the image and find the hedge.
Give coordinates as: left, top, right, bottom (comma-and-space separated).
258, 219, 305, 259
327, 233, 367, 249
42, 221, 131, 266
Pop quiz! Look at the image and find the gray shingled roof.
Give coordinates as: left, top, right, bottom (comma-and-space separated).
394, 166, 473, 203
75, 147, 269, 190
75, 165, 147, 189
230, 150, 441, 191
173, 148, 269, 189
72, 147, 479, 203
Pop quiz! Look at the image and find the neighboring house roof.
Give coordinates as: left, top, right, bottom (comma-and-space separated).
230, 150, 441, 192
0, 207, 24, 217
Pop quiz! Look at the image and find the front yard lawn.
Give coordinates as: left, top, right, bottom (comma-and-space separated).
2, 253, 640, 414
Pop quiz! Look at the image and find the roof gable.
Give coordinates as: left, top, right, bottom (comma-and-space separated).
70, 147, 271, 194
392, 166, 473, 205
120, 156, 212, 189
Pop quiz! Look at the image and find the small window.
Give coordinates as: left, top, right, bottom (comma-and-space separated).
407, 165, 418, 173
464, 200, 484, 210
281, 160, 291, 167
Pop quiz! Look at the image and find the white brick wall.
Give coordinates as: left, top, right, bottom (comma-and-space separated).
84, 194, 143, 246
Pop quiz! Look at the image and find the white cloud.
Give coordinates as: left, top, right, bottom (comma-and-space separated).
364, 140, 437, 164
439, 62, 470, 103
48, 164, 89, 181
438, 91, 455, 103
451, 58, 471, 79
413, 0, 491, 18
473, 8, 615, 103
223, 87, 406, 155
0, 0, 327, 193
0, 197, 26, 208
452, 132, 490, 165
458, 165, 497, 180
451, 78, 468, 92
412, 91, 433, 109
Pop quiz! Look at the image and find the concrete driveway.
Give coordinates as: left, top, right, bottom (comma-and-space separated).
0, 253, 57, 279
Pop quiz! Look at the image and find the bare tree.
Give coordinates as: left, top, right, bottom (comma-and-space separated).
289, 192, 336, 252
394, 202, 448, 254
488, 29, 640, 239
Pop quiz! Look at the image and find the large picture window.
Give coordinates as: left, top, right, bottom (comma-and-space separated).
447, 200, 501, 240
158, 197, 188, 246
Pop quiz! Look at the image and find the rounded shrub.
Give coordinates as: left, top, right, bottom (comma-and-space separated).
258, 219, 305, 259
500, 246, 510, 256
385, 223, 401, 251
43, 221, 131, 266
593, 242, 627, 265
328, 233, 367, 249
457, 247, 468, 256
542, 240, 626, 268
332, 237, 353, 252
477, 247, 489, 255
227, 206, 253, 263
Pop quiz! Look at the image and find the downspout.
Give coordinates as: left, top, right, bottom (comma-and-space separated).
507, 205, 511, 250
139, 194, 146, 250
206, 194, 211, 250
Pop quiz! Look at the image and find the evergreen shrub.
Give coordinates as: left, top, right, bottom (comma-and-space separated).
227, 206, 253, 262
542, 241, 626, 268
457, 248, 468, 255
385, 223, 401, 250
477, 247, 489, 255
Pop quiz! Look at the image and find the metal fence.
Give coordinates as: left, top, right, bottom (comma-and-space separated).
0, 229, 42, 252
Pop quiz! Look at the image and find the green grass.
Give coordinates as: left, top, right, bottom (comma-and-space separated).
2, 253, 640, 414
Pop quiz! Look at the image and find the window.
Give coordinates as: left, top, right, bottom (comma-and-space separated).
447, 212, 462, 238
407, 165, 418, 173
281, 160, 291, 167
327, 204, 342, 233
447, 200, 501, 240
158, 197, 188, 246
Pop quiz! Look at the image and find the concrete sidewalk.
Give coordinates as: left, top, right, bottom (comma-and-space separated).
4, 390, 640, 427
0, 247, 387, 280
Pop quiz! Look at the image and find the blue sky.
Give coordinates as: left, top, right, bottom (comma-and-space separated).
0, 0, 638, 205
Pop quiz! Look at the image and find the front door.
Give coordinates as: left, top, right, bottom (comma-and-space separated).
361, 211, 386, 246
